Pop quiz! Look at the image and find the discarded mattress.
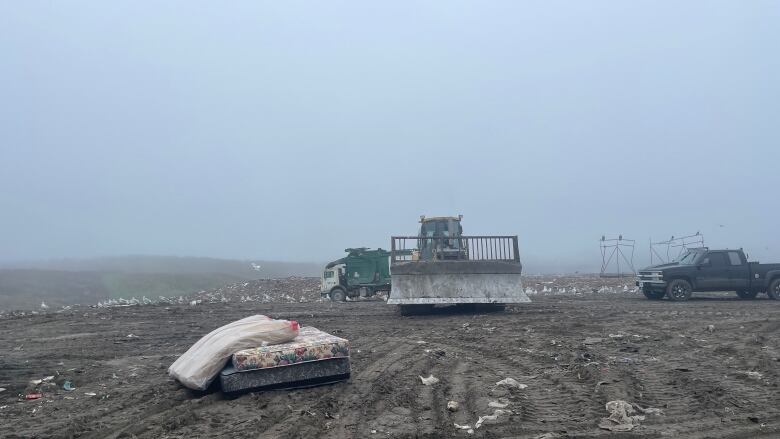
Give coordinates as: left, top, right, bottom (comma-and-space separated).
221, 326, 351, 393
169, 315, 300, 390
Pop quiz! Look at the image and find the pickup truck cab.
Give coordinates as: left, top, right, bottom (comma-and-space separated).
637, 248, 780, 301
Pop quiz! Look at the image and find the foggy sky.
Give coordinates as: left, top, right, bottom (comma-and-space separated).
1, 1, 779, 273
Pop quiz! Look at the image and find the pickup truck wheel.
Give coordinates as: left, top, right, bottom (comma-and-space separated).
768, 279, 780, 300
643, 290, 665, 300
735, 290, 758, 299
329, 288, 347, 302
666, 279, 692, 301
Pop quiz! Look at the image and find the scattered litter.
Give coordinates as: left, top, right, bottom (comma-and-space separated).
371, 430, 377, 434
598, 400, 661, 432
475, 409, 511, 428
84, 392, 97, 397
608, 334, 624, 339
496, 378, 527, 389
63, 381, 75, 391
25, 393, 43, 400
488, 400, 509, 409
454, 423, 474, 434
419, 375, 439, 386
30, 379, 43, 386
634, 404, 664, 416
584, 337, 604, 345
416, 340, 426, 344
707, 325, 715, 333
740, 371, 763, 380
447, 400, 459, 412
127, 334, 137, 338
0, 388, 5, 393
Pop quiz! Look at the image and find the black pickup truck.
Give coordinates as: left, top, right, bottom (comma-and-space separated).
637, 248, 780, 301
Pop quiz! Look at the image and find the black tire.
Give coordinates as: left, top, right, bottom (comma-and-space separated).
736, 290, 758, 300
666, 279, 692, 302
643, 290, 666, 300
768, 279, 780, 300
329, 288, 347, 302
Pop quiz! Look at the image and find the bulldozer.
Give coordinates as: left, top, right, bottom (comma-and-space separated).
387, 215, 530, 314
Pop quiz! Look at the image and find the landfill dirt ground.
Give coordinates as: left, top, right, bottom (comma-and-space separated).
1, 288, 779, 438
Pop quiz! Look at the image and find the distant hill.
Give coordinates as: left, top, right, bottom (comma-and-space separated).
1, 255, 322, 278
0, 255, 323, 310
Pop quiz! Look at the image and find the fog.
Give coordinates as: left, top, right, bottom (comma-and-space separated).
1, 1, 778, 273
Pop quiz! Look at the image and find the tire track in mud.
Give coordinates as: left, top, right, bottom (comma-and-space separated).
257, 338, 422, 439
3, 294, 779, 438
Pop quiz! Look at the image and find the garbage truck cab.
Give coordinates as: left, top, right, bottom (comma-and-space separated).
321, 248, 392, 302
321, 263, 346, 298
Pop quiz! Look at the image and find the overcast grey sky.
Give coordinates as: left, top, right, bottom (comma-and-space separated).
1, 1, 778, 272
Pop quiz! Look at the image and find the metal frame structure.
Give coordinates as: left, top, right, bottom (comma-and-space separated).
599, 235, 636, 278
649, 232, 704, 265
390, 236, 520, 264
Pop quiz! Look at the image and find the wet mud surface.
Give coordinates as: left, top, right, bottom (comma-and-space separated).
1, 292, 779, 438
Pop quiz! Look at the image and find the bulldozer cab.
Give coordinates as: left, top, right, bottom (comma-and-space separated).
418, 216, 465, 261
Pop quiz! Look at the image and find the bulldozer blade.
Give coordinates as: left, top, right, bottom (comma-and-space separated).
387, 260, 530, 305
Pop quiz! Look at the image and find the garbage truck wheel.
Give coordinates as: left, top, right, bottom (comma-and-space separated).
329, 288, 347, 302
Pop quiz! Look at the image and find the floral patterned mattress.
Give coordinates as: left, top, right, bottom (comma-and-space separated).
232, 326, 350, 372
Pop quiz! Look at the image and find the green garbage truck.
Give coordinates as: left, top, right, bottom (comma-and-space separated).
321, 248, 392, 301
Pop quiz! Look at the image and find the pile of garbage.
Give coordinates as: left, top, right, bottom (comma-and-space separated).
93, 277, 322, 308
522, 275, 638, 296
190, 277, 321, 304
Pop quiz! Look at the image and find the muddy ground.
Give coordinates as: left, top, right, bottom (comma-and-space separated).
1, 288, 779, 438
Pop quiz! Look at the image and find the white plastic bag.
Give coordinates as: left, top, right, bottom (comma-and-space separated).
169, 315, 299, 390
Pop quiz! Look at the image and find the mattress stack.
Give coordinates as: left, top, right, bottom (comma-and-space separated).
220, 326, 351, 394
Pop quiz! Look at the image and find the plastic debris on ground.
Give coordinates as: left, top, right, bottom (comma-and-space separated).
496, 377, 527, 389
740, 371, 763, 380
25, 393, 43, 400
63, 381, 75, 391
488, 400, 509, 409
419, 375, 439, 386
598, 400, 663, 432
453, 423, 474, 434
447, 400, 459, 412
475, 409, 511, 428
